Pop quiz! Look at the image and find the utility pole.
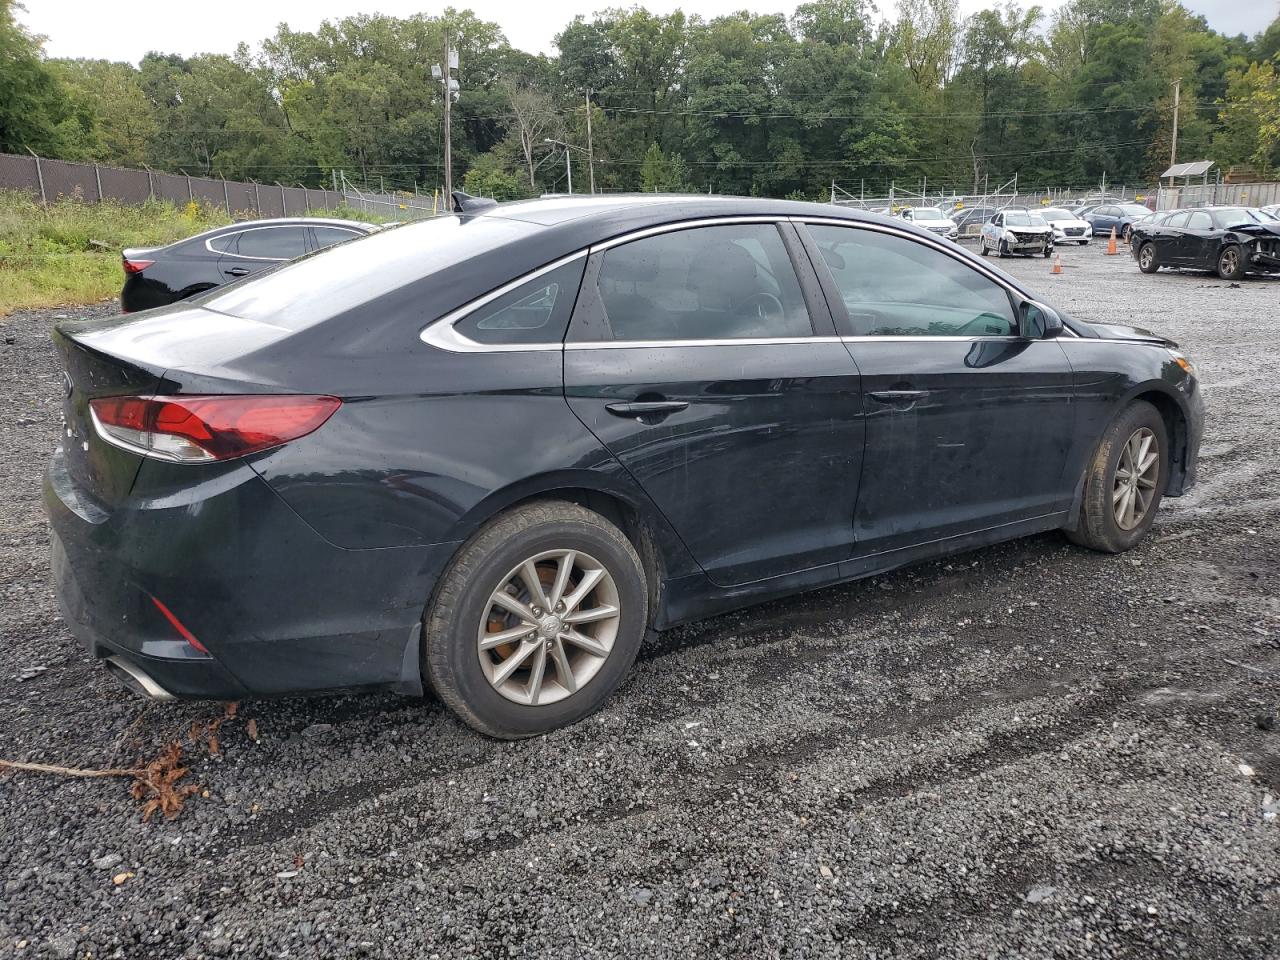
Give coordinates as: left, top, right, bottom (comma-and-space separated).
433, 31, 458, 202
564, 147, 573, 195
1170, 79, 1181, 168
584, 89, 595, 194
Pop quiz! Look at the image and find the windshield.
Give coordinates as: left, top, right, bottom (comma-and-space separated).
1119, 204, 1151, 216
1004, 212, 1039, 226
912, 208, 944, 220
1042, 208, 1073, 220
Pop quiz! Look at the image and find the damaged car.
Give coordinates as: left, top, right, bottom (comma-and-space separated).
1130, 206, 1280, 279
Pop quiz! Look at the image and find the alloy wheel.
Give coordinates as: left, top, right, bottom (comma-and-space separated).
1139, 245, 1154, 269
477, 549, 621, 705
1220, 248, 1239, 276
1112, 427, 1159, 530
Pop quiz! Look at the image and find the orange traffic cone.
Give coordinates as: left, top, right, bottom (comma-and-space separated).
1051, 252, 1063, 275
1106, 226, 1118, 255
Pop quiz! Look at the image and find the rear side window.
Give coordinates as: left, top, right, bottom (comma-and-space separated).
234, 227, 308, 260
454, 259, 586, 345
809, 224, 1016, 337
312, 226, 362, 250
591, 224, 812, 341
1165, 212, 1190, 228
1186, 211, 1212, 230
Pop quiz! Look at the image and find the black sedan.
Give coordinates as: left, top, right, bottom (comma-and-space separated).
1131, 206, 1280, 279
46, 195, 1203, 738
120, 217, 378, 311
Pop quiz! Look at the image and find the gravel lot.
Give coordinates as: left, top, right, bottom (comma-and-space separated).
1, 246, 1277, 959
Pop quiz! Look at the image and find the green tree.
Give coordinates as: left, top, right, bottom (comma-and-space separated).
0, 0, 68, 154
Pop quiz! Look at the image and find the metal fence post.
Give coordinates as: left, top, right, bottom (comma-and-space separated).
144, 164, 154, 201
187, 175, 193, 202
253, 181, 261, 214
302, 185, 309, 211
278, 181, 286, 214
93, 163, 103, 203
222, 177, 230, 214
27, 149, 47, 204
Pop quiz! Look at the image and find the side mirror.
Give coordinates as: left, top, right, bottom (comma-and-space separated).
1021, 301, 1064, 339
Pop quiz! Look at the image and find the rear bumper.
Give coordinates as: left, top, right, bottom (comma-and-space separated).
44, 445, 458, 700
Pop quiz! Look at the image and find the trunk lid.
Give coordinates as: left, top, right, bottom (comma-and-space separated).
53, 324, 164, 509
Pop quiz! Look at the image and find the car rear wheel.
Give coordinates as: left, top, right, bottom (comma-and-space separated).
423, 500, 648, 739
1217, 244, 1246, 281
1138, 242, 1159, 273
1066, 400, 1168, 554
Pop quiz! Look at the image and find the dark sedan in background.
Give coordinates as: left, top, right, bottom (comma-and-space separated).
1131, 206, 1280, 279
121, 217, 378, 311
47, 195, 1202, 739
1083, 202, 1155, 243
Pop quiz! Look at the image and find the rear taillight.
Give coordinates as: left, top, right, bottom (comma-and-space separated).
89, 394, 341, 462
123, 259, 154, 275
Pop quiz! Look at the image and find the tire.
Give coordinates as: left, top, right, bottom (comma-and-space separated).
1121, 224, 1133, 243
423, 500, 648, 739
1066, 400, 1168, 554
1137, 242, 1159, 273
978, 238, 989, 256
998, 239, 1009, 258
1217, 243, 1246, 281
1042, 243, 1052, 258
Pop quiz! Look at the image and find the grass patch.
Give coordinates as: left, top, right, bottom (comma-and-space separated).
0, 191, 231, 316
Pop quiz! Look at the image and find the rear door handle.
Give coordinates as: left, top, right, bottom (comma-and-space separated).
605, 400, 689, 418
868, 390, 929, 406
224, 266, 250, 277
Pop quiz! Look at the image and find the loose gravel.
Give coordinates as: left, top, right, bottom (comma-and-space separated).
1, 247, 1277, 959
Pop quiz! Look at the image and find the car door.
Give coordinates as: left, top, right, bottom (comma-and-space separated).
1178, 210, 1216, 266
216, 225, 309, 282
562, 219, 865, 587
1152, 212, 1188, 263
1091, 205, 1118, 236
799, 220, 1077, 557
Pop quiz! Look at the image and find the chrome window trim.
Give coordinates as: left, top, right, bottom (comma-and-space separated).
565, 336, 841, 350
204, 224, 310, 262
419, 250, 588, 353
419, 212, 1083, 352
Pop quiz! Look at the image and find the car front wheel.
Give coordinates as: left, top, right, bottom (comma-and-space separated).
1217, 244, 1247, 280
1138, 242, 1159, 273
423, 500, 648, 738
1067, 400, 1168, 553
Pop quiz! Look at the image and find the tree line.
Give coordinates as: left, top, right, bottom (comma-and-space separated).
2, 0, 1278, 200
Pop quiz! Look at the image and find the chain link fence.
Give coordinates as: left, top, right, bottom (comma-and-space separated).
0, 151, 438, 221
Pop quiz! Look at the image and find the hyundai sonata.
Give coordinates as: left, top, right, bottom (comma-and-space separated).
46, 195, 1203, 738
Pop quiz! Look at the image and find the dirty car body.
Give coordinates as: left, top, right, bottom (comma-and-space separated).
45, 196, 1204, 730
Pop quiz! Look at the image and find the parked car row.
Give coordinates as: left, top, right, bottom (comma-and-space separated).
55, 194, 1202, 737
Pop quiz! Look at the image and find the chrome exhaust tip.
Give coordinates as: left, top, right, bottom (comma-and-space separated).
105, 656, 175, 702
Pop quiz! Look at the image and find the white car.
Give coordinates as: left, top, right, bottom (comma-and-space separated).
978, 209, 1054, 258
1040, 207, 1093, 245
896, 206, 959, 240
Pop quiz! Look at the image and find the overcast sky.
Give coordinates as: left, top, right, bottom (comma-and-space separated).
20, 0, 1278, 65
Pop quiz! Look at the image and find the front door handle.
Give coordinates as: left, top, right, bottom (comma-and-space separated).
868, 390, 928, 405
605, 400, 689, 419
224, 266, 250, 277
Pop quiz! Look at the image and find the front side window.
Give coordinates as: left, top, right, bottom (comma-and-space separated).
1186, 211, 1212, 230
454, 259, 586, 345
592, 224, 812, 341
809, 224, 1017, 338
1165, 212, 1190, 228
234, 227, 308, 260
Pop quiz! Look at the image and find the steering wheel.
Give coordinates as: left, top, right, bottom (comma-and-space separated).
739, 291, 784, 322
953, 312, 1012, 337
